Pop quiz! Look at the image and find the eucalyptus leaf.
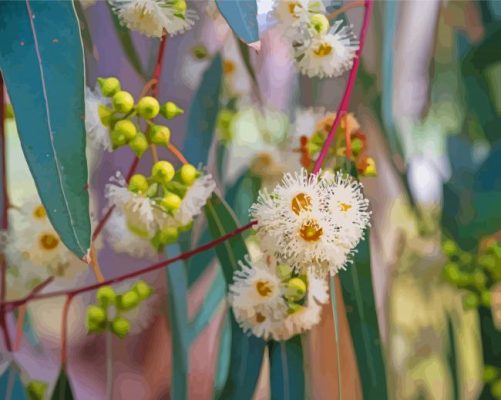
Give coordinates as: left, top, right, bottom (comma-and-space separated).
214, 313, 232, 399
51, 369, 74, 400
269, 337, 305, 400
0, 1, 91, 258
0, 365, 27, 400
215, 0, 259, 44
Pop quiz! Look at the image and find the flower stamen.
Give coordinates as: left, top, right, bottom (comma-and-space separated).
299, 219, 323, 242
291, 193, 313, 215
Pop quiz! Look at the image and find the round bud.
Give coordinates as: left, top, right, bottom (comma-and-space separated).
463, 292, 479, 309
443, 263, 460, 284
159, 192, 182, 212
156, 227, 179, 246
484, 366, 499, 383
442, 239, 457, 257
27, 381, 48, 400
172, 0, 187, 16
491, 380, 501, 398
128, 174, 149, 194
96, 286, 117, 307
473, 271, 487, 289
192, 45, 209, 60
133, 280, 153, 300
111, 317, 130, 338
110, 130, 127, 149
98, 105, 113, 127
152, 161, 175, 184
285, 277, 307, 302
98, 77, 121, 97
351, 138, 364, 156
129, 132, 149, 158
160, 101, 185, 120
117, 290, 140, 311
481, 290, 491, 307
362, 157, 377, 177
150, 125, 171, 145
137, 96, 160, 119
86, 305, 107, 332
112, 91, 134, 114
179, 164, 198, 186
178, 220, 193, 232
287, 302, 305, 314
113, 120, 137, 141
309, 14, 330, 35
276, 264, 292, 281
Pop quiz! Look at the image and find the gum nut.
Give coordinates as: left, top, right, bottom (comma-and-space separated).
160, 192, 182, 211
150, 125, 171, 145
134, 280, 153, 300
117, 290, 140, 311
114, 119, 137, 141
128, 174, 149, 194
96, 286, 117, 307
111, 317, 130, 338
137, 96, 160, 119
129, 133, 149, 157
97, 77, 121, 97
152, 160, 175, 183
112, 90, 134, 113
179, 164, 197, 185
285, 277, 307, 301
86, 305, 106, 323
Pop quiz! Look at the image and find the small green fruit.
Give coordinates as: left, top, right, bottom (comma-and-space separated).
113, 119, 137, 141
150, 125, 171, 145
111, 317, 130, 338
133, 280, 153, 300
491, 379, 501, 398
159, 192, 182, 212
128, 174, 149, 194
117, 290, 140, 311
276, 264, 292, 281
288, 302, 305, 314
484, 365, 499, 383
160, 101, 185, 120
351, 138, 363, 156
110, 130, 127, 149
362, 157, 377, 177
179, 164, 198, 186
192, 45, 209, 60
178, 220, 193, 232
87, 305, 106, 323
442, 239, 457, 256
443, 263, 460, 284
152, 160, 175, 184
26, 380, 48, 400
480, 290, 491, 307
285, 277, 307, 302
98, 77, 121, 97
137, 96, 160, 119
172, 0, 187, 16
473, 271, 487, 289
155, 227, 179, 246
98, 105, 114, 127
463, 292, 479, 309
112, 91, 134, 113
129, 132, 149, 157
96, 286, 116, 307
309, 14, 330, 35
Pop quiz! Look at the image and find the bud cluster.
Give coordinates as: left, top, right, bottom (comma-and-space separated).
276, 263, 309, 314
86, 280, 153, 338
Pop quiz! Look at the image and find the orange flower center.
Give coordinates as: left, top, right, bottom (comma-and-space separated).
39, 233, 59, 250
223, 60, 235, 75
256, 280, 273, 297
291, 193, 313, 215
288, 2, 298, 15
313, 43, 333, 57
33, 205, 47, 219
339, 202, 352, 212
299, 219, 323, 242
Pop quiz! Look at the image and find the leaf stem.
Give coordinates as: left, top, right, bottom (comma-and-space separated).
89, 244, 105, 283
167, 143, 188, 165
313, 0, 373, 174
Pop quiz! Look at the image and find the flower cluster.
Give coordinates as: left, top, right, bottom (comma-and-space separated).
86, 281, 154, 337
109, 0, 197, 38
228, 256, 328, 341
274, 0, 359, 78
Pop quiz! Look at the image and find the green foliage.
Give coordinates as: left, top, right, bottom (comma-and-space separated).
0, 365, 27, 399
215, 0, 259, 44
269, 337, 305, 400
51, 370, 74, 400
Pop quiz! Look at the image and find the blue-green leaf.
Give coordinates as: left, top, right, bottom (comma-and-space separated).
51, 369, 74, 400
329, 276, 342, 399
0, 365, 27, 400
269, 337, 305, 400
215, 0, 259, 44
165, 244, 190, 400
0, 1, 91, 258
214, 313, 231, 399
204, 193, 265, 399
184, 55, 222, 166
339, 232, 388, 399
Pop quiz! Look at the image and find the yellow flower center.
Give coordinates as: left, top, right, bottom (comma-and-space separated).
339, 202, 352, 212
256, 312, 266, 323
299, 219, 323, 242
39, 233, 59, 250
223, 60, 235, 75
288, 2, 299, 15
313, 43, 333, 57
256, 280, 273, 297
33, 205, 47, 219
291, 193, 313, 215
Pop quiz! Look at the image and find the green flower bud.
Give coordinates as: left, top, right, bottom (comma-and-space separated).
473, 271, 487, 289
442, 239, 458, 257
110, 130, 127, 149
463, 292, 479, 309
129, 132, 149, 157
96, 286, 117, 307
160, 101, 184, 120
153, 227, 179, 247
179, 164, 197, 186
172, 0, 187, 17
137, 96, 160, 119
159, 192, 182, 212
128, 174, 149, 194
133, 280, 153, 300
484, 366, 499, 383
480, 290, 491, 307
152, 161, 175, 184
111, 317, 130, 338
491, 379, 501, 398
113, 119, 137, 141
288, 302, 305, 314
276, 264, 292, 281
309, 14, 330, 35
285, 277, 307, 302
112, 90, 134, 114
117, 290, 140, 311
192, 45, 209, 60
351, 138, 363, 156
98, 105, 114, 127
98, 77, 121, 97
150, 125, 171, 145
362, 157, 377, 177
86, 305, 107, 333
26, 380, 48, 400
443, 263, 460, 284
178, 220, 193, 232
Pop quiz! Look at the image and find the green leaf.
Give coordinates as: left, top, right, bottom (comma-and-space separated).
165, 244, 190, 400
446, 316, 459, 400
0, 365, 27, 400
339, 232, 388, 399
0, 1, 91, 258
107, 4, 147, 80
51, 369, 74, 400
214, 314, 232, 399
204, 193, 265, 399
215, 0, 259, 44
184, 55, 223, 166
329, 276, 342, 399
268, 337, 305, 400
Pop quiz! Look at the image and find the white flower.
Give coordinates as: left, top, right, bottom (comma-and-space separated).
295, 20, 359, 78
110, 0, 198, 38
85, 87, 112, 153
105, 211, 159, 259
274, 0, 325, 27
321, 171, 371, 247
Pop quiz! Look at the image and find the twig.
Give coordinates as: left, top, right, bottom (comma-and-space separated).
327, 0, 365, 20
89, 245, 105, 283
344, 114, 352, 159
167, 143, 188, 165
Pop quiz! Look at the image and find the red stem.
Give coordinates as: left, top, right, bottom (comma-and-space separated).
312, 0, 373, 174
152, 34, 167, 98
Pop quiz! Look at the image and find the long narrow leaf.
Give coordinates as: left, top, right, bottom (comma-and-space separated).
215, 0, 259, 44
214, 313, 231, 399
269, 337, 305, 400
329, 276, 342, 399
0, 366, 27, 400
51, 369, 74, 400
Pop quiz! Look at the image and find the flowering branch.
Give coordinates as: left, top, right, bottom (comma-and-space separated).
313, 0, 374, 174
